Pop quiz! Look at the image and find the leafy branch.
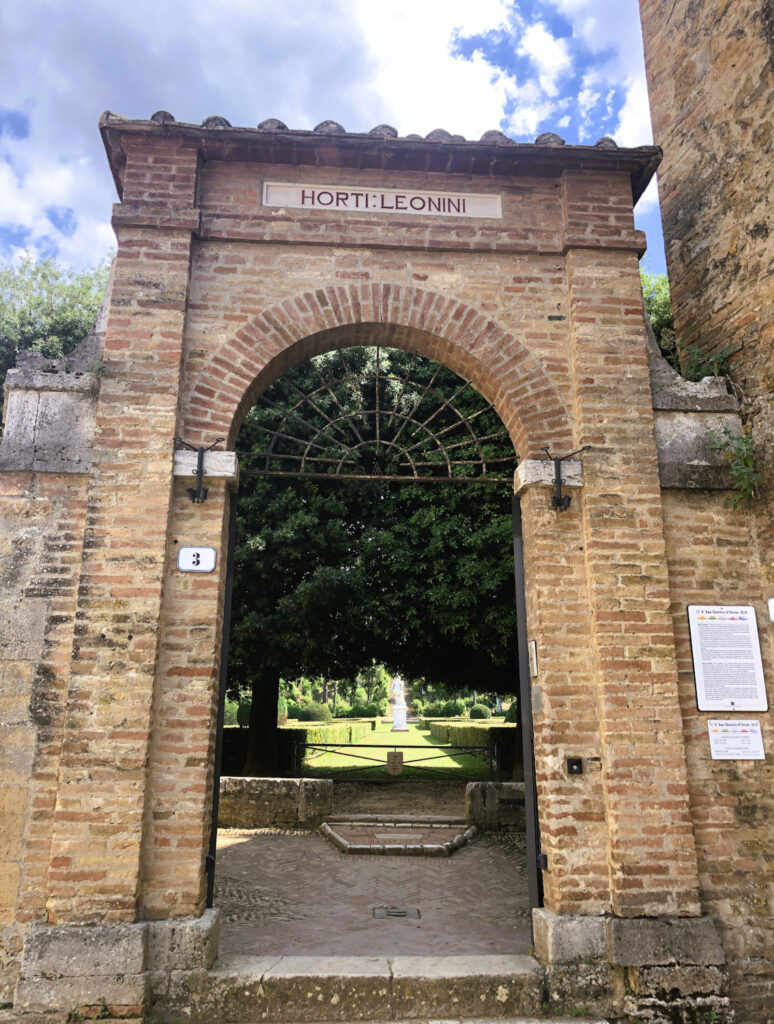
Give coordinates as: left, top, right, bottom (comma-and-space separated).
708, 427, 761, 508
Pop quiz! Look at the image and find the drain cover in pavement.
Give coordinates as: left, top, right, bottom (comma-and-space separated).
373, 906, 421, 919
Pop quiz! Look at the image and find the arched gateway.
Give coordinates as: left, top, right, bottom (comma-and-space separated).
0, 112, 765, 1022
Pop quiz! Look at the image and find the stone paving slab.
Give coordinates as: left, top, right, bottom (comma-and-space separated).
215, 831, 531, 957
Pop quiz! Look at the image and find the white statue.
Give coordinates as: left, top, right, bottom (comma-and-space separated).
390, 674, 408, 732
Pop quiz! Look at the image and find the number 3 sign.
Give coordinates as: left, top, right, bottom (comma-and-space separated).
177, 546, 217, 572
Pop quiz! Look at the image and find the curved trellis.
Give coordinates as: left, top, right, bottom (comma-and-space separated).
236, 346, 517, 483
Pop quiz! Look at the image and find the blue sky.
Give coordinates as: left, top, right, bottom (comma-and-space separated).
0, 0, 665, 274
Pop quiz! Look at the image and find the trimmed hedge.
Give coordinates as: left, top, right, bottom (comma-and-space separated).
298, 702, 333, 722
424, 719, 521, 778
470, 703, 492, 719
279, 719, 374, 770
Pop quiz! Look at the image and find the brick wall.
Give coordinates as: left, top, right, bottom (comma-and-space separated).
4, 117, 767, 1018
662, 489, 774, 1022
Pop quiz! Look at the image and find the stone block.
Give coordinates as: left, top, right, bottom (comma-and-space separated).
514, 457, 583, 494
0, 865, 20, 922
606, 916, 726, 967
19, 923, 148, 980
0, 599, 49, 664
543, 960, 624, 1019
0, 787, 27, 860
390, 954, 543, 1019
14, 974, 148, 1016
174, 449, 239, 490
622, 993, 734, 1024
627, 963, 728, 997
297, 778, 334, 825
147, 909, 220, 971
465, 782, 525, 831
533, 909, 607, 964
654, 409, 741, 490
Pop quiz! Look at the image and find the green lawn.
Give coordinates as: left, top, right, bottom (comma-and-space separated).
301, 720, 491, 781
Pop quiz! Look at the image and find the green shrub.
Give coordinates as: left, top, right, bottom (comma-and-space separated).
470, 703, 492, 719
504, 701, 519, 724
443, 698, 466, 717
223, 699, 239, 726
298, 702, 333, 722
236, 698, 251, 728
277, 695, 288, 725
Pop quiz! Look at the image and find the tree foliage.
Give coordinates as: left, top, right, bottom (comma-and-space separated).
640, 270, 673, 346
641, 268, 731, 381
227, 346, 519, 731
0, 254, 111, 417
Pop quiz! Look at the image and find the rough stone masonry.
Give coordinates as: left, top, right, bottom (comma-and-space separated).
0, 109, 769, 1023
639, 1, 774, 1020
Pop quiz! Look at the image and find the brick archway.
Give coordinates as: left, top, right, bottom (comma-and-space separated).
182, 283, 572, 459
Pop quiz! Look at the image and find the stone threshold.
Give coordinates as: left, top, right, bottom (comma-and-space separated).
319, 821, 478, 855
154, 953, 561, 1022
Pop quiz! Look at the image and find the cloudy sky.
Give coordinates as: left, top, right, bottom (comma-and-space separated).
0, 0, 665, 274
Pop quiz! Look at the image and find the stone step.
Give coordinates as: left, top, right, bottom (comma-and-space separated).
154, 953, 575, 1024
328, 813, 467, 825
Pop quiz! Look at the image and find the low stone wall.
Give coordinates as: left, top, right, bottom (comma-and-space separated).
465, 781, 525, 831
218, 777, 333, 829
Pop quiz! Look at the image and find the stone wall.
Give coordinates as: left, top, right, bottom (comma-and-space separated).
639, 0, 774, 589
639, 3, 774, 1017
218, 777, 333, 829
0, 472, 89, 1000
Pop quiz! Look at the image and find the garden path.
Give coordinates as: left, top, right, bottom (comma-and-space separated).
214, 829, 531, 957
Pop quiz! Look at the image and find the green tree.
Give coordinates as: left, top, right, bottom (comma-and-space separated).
227, 346, 519, 773
640, 270, 674, 348
0, 254, 111, 417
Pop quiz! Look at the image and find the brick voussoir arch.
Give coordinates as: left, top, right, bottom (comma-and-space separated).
184, 283, 571, 457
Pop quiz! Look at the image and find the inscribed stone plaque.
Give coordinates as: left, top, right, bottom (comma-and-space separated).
262, 181, 502, 219
708, 720, 765, 760
687, 605, 768, 711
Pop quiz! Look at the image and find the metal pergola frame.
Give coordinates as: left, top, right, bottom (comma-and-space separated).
235, 345, 517, 483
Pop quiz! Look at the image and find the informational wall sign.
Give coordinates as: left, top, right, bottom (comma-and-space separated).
708, 720, 765, 760
528, 640, 539, 679
262, 181, 503, 219
177, 546, 217, 573
688, 605, 768, 711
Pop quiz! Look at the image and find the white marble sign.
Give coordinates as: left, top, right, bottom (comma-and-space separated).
708, 719, 765, 760
177, 546, 217, 573
688, 605, 768, 711
263, 181, 502, 219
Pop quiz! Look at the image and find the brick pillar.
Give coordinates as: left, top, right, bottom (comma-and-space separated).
140, 466, 235, 920
45, 139, 201, 924
517, 474, 613, 916
565, 240, 701, 917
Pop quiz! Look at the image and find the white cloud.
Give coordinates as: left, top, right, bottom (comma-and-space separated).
0, 0, 660, 269
350, 0, 515, 139
516, 22, 572, 97
614, 74, 654, 148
